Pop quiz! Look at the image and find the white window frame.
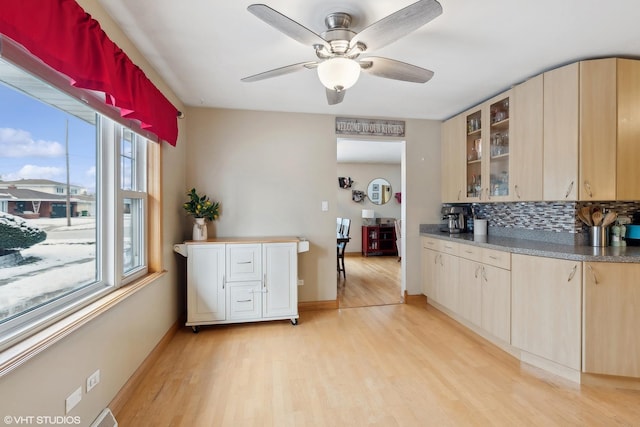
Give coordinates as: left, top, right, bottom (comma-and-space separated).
0, 36, 153, 350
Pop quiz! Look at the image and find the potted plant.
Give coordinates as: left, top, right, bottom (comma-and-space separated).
183, 188, 220, 240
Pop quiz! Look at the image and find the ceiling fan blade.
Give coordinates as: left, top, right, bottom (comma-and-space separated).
241, 61, 318, 82
326, 88, 346, 105
359, 57, 434, 83
349, 0, 442, 52
248, 4, 330, 50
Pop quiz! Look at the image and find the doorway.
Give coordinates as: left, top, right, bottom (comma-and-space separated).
336, 138, 405, 308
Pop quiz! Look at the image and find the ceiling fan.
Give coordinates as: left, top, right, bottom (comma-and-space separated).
241, 0, 443, 105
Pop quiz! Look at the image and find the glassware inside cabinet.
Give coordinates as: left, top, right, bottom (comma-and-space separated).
466, 110, 482, 198
489, 97, 510, 197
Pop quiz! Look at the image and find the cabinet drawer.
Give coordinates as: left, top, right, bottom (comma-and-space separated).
226, 244, 262, 282
440, 241, 459, 256
458, 243, 482, 262
482, 248, 511, 270
422, 236, 441, 251
227, 282, 262, 320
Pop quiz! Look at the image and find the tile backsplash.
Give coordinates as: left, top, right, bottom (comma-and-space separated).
473, 201, 640, 235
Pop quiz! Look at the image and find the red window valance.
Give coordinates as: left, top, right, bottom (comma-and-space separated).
0, 0, 179, 145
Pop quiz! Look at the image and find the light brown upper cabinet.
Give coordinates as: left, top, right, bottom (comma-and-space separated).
580, 58, 640, 201
579, 59, 618, 200
615, 59, 640, 200
442, 57, 640, 203
483, 91, 512, 202
441, 114, 465, 203
455, 90, 512, 203
511, 74, 543, 201
543, 62, 580, 201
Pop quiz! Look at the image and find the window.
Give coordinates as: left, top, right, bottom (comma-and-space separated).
0, 42, 155, 349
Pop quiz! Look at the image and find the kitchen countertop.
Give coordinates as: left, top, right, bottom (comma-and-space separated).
420, 230, 640, 263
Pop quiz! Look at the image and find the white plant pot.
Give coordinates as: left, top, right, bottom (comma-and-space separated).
192, 217, 207, 241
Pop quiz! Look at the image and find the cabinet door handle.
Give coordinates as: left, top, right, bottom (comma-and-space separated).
488, 255, 498, 260
237, 260, 252, 264
263, 273, 267, 290
439, 255, 444, 267
481, 265, 488, 282
485, 187, 491, 200
237, 299, 252, 303
514, 184, 521, 199
565, 181, 574, 199
434, 254, 439, 264
222, 274, 225, 289
584, 180, 593, 198
474, 265, 481, 278
567, 264, 577, 282
457, 190, 462, 201
586, 264, 598, 285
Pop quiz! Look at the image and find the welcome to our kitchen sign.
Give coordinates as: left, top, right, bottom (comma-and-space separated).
335, 117, 405, 137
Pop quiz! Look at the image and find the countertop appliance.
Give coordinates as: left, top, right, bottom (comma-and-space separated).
441, 205, 470, 234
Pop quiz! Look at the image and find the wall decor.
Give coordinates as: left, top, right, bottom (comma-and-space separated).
335, 117, 405, 137
338, 177, 353, 188
352, 190, 365, 203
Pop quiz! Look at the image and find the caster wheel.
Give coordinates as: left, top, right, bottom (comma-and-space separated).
192, 326, 200, 333
291, 319, 298, 326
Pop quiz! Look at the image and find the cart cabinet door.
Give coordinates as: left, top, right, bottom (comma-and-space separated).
187, 244, 226, 322
262, 243, 297, 318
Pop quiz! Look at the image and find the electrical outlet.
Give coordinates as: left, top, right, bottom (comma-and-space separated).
65, 387, 82, 414
87, 369, 100, 392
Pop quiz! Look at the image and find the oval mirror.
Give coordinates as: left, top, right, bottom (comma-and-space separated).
367, 178, 392, 205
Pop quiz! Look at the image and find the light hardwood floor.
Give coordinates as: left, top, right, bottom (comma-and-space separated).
115, 300, 640, 426
338, 254, 402, 308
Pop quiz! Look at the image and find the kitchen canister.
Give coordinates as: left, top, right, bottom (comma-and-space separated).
474, 219, 488, 237
589, 225, 609, 247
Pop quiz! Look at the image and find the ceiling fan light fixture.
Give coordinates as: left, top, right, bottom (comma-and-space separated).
317, 57, 361, 91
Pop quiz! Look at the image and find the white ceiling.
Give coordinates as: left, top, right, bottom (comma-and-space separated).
98, 0, 640, 161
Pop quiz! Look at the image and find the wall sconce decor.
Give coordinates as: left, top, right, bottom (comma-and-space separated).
338, 177, 353, 188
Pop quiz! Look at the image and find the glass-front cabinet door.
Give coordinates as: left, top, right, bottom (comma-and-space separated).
465, 109, 483, 201
487, 94, 511, 201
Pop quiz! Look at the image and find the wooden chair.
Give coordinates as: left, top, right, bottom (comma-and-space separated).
337, 218, 351, 278
337, 217, 343, 234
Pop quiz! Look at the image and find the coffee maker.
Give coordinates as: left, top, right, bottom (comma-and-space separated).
441, 205, 470, 234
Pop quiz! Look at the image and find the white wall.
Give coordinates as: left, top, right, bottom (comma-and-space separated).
337, 162, 402, 253
185, 108, 337, 303
0, 1, 187, 424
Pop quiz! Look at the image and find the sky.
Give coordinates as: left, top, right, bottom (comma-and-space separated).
0, 82, 97, 193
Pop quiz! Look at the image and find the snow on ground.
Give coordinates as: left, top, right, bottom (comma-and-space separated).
0, 217, 96, 320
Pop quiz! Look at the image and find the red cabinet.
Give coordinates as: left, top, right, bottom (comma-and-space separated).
362, 225, 397, 257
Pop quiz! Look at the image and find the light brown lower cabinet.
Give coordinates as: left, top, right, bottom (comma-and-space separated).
458, 257, 510, 343
421, 247, 438, 300
511, 254, 582, 370
480, 264, 511, 343
583, 262, 640, 377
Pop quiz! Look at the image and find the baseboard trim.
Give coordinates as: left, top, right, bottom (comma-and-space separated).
404, 293, 426, 305
581, 372, 640, 390
298, 299, 338, 311
109, 319, 180, 417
